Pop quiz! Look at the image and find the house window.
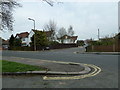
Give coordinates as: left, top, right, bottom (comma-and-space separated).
22, 38, 25, 41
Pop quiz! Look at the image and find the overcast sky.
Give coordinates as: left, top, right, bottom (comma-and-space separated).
1, 0, 119, 40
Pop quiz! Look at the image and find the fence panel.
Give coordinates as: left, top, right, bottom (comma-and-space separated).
87, 43, 120, 52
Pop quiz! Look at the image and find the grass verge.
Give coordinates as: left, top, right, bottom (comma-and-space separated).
0, 60, 47, 72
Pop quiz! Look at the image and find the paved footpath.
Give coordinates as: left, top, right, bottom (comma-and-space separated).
2, 56, 102, 81
2, 56, 87, 73
2, 56, 102, 88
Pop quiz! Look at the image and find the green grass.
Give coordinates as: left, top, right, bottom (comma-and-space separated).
0, 60, 1, 72
0, 60, 47, 72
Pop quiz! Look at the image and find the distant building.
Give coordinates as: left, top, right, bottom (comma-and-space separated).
15, 32, 29, 46
57, 35, 78, 44
28, 29, 53, 46
15, 29, 53, 47
28, 30, 41, 46
44, 30, 54, 41
1, 38, 9, 50
15, 30, 78, 46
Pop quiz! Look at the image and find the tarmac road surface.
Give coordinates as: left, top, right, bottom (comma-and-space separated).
2, 47, 119, 88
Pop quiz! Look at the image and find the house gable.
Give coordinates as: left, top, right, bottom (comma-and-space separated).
57, 35, 78, 44
15, 32, 29, 46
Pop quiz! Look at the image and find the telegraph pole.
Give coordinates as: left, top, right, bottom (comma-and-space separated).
98, 28, 100, 40
118, 26, 120, 33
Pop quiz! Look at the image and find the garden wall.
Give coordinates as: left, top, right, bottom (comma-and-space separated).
50, 43, 78, 49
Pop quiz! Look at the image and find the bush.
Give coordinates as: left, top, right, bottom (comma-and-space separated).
77, 40, 84, 46
90, 40, 114, 46
12, 46, 33, 51
49, 41, 59, 46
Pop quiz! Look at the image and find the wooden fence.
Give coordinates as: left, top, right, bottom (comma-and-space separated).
87, 43, 120, 52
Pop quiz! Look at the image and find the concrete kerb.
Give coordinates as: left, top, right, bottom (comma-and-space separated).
2, 63, 91, 75
43, 64, 101, 80
2, 57, 102, 80
74, 51, 120, 55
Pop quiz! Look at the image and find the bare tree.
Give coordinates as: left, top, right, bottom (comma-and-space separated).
42, 0, 63, 6
67, 25, 74, 36
44, 20, 57, 41
57, 27, 67, 43
0, 0, 62, 31
43, 0, 54, 6
57, 27, 67, 38
0, 0, 21, 31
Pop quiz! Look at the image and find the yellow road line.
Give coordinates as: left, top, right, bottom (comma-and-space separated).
43, 64, 101, 80
7, 57, 101, 80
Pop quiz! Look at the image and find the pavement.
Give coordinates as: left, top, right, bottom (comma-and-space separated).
2, 56, 102, 81
2, 56, 92, 75
74, 51, 120, 55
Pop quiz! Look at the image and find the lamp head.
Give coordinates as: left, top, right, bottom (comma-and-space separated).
28, 18, 32, 20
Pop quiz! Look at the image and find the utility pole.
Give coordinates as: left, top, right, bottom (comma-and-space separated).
118, 26, 120, 33
98, 28, 100, 40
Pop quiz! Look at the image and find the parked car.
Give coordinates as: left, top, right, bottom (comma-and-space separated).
44, 46, 50, 50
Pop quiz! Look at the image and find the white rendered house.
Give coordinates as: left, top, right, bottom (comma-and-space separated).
57, 35, 78, 44
15, 32, 29, 46
15, 29, 53, 47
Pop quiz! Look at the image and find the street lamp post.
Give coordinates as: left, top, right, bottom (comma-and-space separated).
28, 18, 36, 51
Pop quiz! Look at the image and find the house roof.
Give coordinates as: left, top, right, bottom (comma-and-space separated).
2, 39, 9, 45
44, 31, 53, 37
0, 37, 3, 45
0, 37, 9, 45
58, 35, 78, 41
71, 36, 78, 41
16, 32, 29, 38
32, 29, 42, 32
0, 37, 6, 41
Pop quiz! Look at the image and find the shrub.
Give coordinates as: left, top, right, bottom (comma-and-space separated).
49, 41, 59, 46
12, 46, 32, 51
